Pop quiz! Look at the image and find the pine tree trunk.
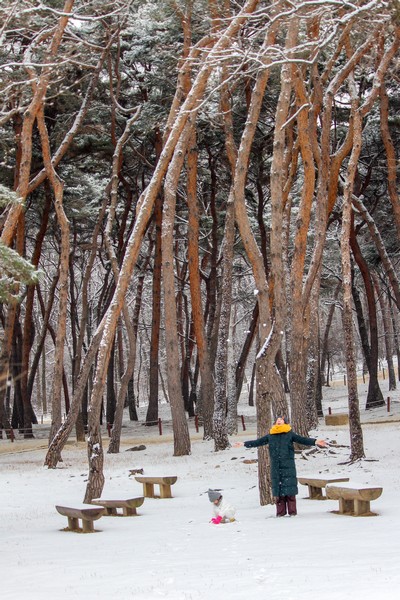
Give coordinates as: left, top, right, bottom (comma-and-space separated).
36, 110, 70, 445
187, 130, 215, 439
373, 274, 396, 391
288, 36, 317, 437
305, 286, 320, 429
341, 68, 364, 463
380, 80, 400, 240
350, 223, 385, 408
147, 195, 163, 425
161, 126, 192, 457
213, 191, 235, 451
44, 329, 103, 467
84, 420, 105, 504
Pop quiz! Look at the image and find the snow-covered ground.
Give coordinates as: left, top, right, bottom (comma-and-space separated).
1, 379, 399, 599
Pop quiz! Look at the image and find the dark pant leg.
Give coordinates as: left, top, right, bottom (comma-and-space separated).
276, 497, 287, 517
286, 495, 297, 516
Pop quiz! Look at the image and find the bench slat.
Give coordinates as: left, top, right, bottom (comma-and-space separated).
134, 476, 177, 499
135, 476, 177, 485
91, 497, 144, 516
297, 477, 350, 499
326, 485, 382, 502
92, 497, 144, 509
56, 505, 105, 520
298, 477, 349, 487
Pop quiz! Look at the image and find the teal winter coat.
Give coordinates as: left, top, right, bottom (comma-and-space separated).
244, 430, 316, 497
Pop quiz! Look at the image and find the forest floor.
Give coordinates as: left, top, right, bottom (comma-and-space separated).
1, 374, 400, 600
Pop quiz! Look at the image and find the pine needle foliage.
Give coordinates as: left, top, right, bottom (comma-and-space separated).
0, 185, 39, 303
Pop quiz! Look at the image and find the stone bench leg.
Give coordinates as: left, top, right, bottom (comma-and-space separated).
309, 485, 324, 500
123, 506, 137, 516
143, 482, 155, 498
67, 516, 79, 531
105, 507, 118, 516
82, 519, 95, 533
339, 498, 354, 515
159, 484, 172, 499
354, 499, 371, 516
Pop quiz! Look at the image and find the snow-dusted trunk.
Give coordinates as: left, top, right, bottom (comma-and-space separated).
226, 306, 238, 435
102, 110, 141, 453
84, 421, 104, 504
36, 109, 70, 445
372, 274, 396, 392
233, 22, 289, 504
213, 191, 235, 451
44, 329, 103, 467
213, 62, 240, 448
305, 284, 320, 429
161, 125, 192, 456
187, 130, 214, 439
146, 196, 162, 426
341, 65, 364, 463
287, 27, 317, 437
379, 64, 400, 240
108, 335, 137, 453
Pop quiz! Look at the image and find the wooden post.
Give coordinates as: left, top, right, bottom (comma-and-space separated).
387, 397, 390, 412
195, 415, 199, 432
158, 418, 162, 435
328, 407, 332, 415
240, 415, 246, 431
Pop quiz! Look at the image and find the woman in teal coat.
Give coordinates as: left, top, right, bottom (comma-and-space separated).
236, 417, 327, 517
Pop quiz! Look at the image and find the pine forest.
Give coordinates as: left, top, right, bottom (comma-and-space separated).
0, 0, 399, 503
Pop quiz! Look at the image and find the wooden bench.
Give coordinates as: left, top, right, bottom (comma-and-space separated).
56, 504, 105, 532
135, 476, 177, 499
325, 413, 349, 425
326, 483, 383, 516
298, 476, 350, 500
91, 496, 144, 516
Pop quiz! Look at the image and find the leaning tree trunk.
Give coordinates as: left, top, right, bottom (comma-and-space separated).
45, 329, 103, 467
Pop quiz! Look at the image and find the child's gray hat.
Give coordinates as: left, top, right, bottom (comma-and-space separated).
208, 489, 222, 502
